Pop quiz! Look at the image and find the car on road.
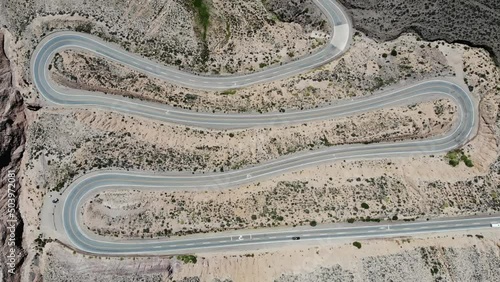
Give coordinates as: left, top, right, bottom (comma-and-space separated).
491, 223, 500, 228
292, 237, 300, 240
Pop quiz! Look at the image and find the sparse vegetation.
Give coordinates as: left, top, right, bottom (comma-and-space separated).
445, 149, 473, 167
192, 0, 210, 40
177, 254, 197, 264
220, 89, 237, 95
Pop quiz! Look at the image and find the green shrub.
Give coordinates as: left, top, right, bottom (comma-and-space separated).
464, 158, 474, 167
192, 0, 210, 39
353, 241, 362, 249
221, 89, 236, 95
361, 203, 369, 209
177, 255, 197, 264
310, 220, 317, 227
445, 149, 473, 168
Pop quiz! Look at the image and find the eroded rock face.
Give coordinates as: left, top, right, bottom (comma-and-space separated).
265, 0, 330, 32
0, 31, 26, 282
338, 0, 500, 64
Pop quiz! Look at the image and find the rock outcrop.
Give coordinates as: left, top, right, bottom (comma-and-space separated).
338, 0, 500, 64
0, 31, 26, 282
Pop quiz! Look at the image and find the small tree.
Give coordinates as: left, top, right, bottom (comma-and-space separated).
361, 203, 369, 209
310, 220, 317, 227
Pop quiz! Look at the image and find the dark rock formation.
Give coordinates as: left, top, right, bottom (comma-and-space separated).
0, 31, 26, 282
338, 0, 500, 64
265, 0, 331, 32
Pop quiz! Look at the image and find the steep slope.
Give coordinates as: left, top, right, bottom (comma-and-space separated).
338, 0, 500, 64
0, 31, 26, 282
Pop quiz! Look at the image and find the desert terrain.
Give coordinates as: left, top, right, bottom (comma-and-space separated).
20, 30, 499, 281
0, 30, 26, 282
0, 0, 498, 281
38, 230, 500, 282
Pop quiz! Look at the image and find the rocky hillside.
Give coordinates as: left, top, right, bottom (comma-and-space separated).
0, 0, 328, 74
338, 0, 500, 64
0, 31, 26, 282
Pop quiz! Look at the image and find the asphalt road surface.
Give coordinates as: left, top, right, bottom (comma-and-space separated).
31, 0, 491, 255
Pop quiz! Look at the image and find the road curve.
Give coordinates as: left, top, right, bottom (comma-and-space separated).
32, 0, 483, 255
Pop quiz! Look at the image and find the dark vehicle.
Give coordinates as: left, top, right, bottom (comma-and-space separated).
292, 237, 300, 240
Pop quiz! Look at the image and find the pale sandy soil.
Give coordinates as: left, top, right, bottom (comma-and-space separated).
19, 32, 499, 246
50, 33, 455, 113
37, 230, 500, 282
24, 99, 457, 239
5, 0, 328, 81
14, 29, 500, 282
82, 127, 498, 238
69, 33, 500, 239
3, 0, 498, 281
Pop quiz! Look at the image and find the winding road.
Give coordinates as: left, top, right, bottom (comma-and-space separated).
32, 0, 492, 255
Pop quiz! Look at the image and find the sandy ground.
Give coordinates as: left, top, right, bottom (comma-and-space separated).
0, 0, 497, 280
50, 33, 456, 114
11, 25, 500, 282
4, 0, 328, 80
81, 121, 498, 238
18, 31, 498, 245
37, 229, 500, 282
